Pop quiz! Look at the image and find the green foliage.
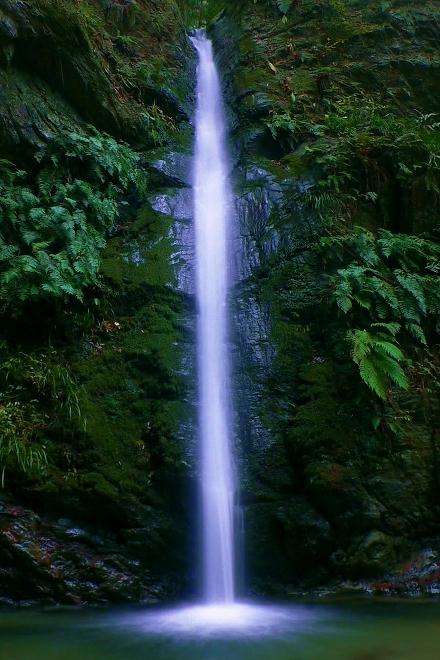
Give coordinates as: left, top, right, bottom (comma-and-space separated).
0, 171, 113, 304
266, 112, 296, 148
321, 227, 440, 398
327, 228, 439, 329
34, 0, 107, 36
0, 401, 47, 487
0, 346, 82, 485
118, 56, 171, 96
141, 103, 178, 146
301, 101, 440, 220
101, 0, 139, 26
36, 129, 144, 191
328, 0, 346, 15
276, 0, 293, 15
0, 131, 144, 310
278, 96, 440, 403
2, 351, 82, 422
178, 0, 226, 28
349, 328, 408, 400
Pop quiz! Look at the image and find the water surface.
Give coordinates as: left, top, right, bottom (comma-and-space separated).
2, 600, 440, 659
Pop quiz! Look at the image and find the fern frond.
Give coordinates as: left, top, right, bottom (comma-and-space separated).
276, 0, 293, 14
372, 340, 404, 361
358, 355, 387, 399
395, 271, 427, 314
370, 353, 409, 390
371, 322, 401, 336
405, 323, 427, 345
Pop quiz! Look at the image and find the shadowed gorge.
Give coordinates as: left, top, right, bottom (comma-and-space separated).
0, 2, 440, 652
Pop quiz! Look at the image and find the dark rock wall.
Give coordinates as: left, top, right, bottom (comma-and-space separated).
214, 0, 440, 592
0, 0, 198, 604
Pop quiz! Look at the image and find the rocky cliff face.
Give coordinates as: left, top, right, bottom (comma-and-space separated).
215, 0, 440, 591
0, 0, 198, 604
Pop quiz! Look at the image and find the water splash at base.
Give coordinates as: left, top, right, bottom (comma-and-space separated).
122, 602, 321, 639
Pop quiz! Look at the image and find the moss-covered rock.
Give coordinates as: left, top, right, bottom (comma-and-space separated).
0, 0, 196, 604
0, 499, 178, 604
219, 0, 440, 590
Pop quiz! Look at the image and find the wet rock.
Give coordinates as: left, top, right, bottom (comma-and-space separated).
0, 69, 82, 161
150, 151, 192, 187
276, 498, 332, 562
342, 531, 400, 578
368, 543, 440, 596
0, 502, 174, 606
246, 497, 333, 588
0, 11, 17, 39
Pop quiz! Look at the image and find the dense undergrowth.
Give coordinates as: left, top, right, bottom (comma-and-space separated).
0, 0, 196, 560
220, 0, 440, 585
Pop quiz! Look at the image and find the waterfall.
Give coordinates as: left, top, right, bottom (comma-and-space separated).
123, 34, 303, 634
192, 32, 235, 604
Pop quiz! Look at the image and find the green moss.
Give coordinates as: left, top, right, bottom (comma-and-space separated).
0, 0, 192, 554
47, 180, 189, 523
223, 0, 440, 586
102, 229, 175, 290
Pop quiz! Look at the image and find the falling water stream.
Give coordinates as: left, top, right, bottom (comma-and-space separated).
137, 30, 302, 632
192, 31, 235, 605
133, 31, 307, 633
106, 32, 302, 634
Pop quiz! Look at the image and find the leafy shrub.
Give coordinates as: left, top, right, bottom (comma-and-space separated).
281, 96, 440, 400
0, 130, 144, 310
276, 0, 293, 15
0, 347, 83, 485
302, 100, 440, 215
0, 401, 47, 487
321, 227, 440, 398
141, 102, 177, 146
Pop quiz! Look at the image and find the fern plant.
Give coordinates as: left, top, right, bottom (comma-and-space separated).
321, 226, 440, 399
35, 129, 145, 192
0, 130, 145, 309
266, 112, 297, 149
349, 327, 409, 400
276, 0, 293, 15
299, 94, 440, 230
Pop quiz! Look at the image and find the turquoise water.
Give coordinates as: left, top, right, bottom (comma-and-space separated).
1, 600, 440, 659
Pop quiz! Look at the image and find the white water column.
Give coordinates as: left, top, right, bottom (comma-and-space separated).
192, 32, 235, 603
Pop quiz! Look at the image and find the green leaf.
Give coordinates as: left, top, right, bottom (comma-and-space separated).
276, 0, 293, 14
405, 323, 427, 345
371, 322, 401, 337
358, 355, 387, 399
372, 340, 404, 361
